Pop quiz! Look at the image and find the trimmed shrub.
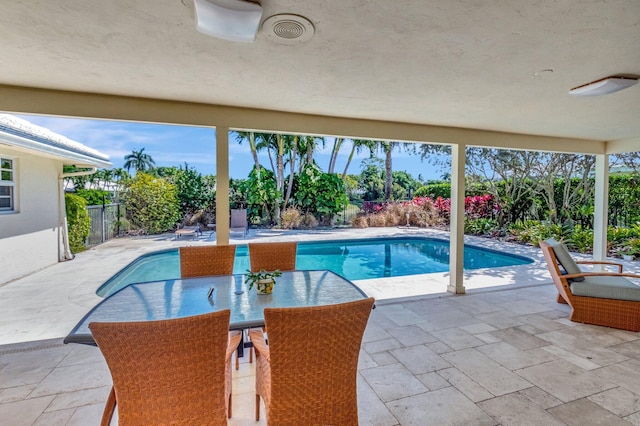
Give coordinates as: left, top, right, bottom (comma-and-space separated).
65, 193, 91, 253
281, 208, 302, 229
123, 173, 181, 234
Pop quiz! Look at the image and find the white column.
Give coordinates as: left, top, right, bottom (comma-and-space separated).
216, 127, 230, 245
592, 154, 609, 261
448, 143, 466, 294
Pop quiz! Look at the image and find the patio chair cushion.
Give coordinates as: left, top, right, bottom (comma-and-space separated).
570, 275, 640, 302
545, 238, 584, 282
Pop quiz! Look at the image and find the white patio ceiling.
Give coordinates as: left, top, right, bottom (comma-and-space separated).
0, 0, 638, 153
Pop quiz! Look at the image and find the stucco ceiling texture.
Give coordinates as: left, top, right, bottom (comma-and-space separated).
0, 0, 639, 142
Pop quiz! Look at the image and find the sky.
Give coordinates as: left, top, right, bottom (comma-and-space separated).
15, 114, 444, 181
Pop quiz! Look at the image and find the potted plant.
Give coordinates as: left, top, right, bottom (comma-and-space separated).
245, 269, 282, 295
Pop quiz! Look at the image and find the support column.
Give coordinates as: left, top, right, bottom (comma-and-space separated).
448, 143, 466, 294
593, 154, 609, 262
216, 127, 230, 245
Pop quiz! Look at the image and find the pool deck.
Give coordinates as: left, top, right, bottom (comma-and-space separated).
0, 226, 557, 346
4, 227, 640, 425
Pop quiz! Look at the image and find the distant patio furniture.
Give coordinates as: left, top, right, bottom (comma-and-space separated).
248, 241, 298, 272
174, 224, 202, 240
89, 310, 242, 426
179, 245, 236, 278
230, 209, 249, 236
250, 297, 375, 424
540, 238, 640, 331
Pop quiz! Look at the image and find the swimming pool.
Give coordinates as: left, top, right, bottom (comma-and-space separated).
97, 237, 533, 297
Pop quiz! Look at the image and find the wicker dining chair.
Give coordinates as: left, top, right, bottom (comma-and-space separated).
249, 297, 375, 425
90, 310, 242, 426
179, 244, 237, 278
248, 241, 297, 272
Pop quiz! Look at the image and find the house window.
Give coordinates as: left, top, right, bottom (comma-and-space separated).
0, 157, 15, 212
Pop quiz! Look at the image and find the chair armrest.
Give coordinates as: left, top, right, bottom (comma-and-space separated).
227, 330, 242, 361
563, 271, 640, 281
576, 260, 623, 273
248, 328, 270, 362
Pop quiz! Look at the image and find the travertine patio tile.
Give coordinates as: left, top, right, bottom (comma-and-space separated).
625, 411, 640, 426
489, 327, 549, 351
359, 363, 428, 402
542, 345, 601, 370
363, 337, 403, 354
0, 383, 37, 403
548, 398, 633, 426
369, 350, 397, 366
363, 319, 393, 342
478, 392, 566, 426
537, 327, 630, 366
32, 408, 75, 426
588, 386, 640, 417
441, 348, 531, 396
474, 310, 525, 330
430, 328, 485, 351
29, 362, 111, 397
416, 371, 450, 391
476, 342, 556, 371
387, 386, 497, 426
377, 304, 431, 327
0, 395, 55, 426
45, 385, 111, 412
391, 345, 450, 375
58, 343, 106, 367
0, 365, 55, 388
611, 340, 640, 361
595, 359, 640, 396
449, 297, 502, 315
356, 375, 399, 426
418, 309, 477, 331
554, 318, 580, 327
516, 359, 617, 402
498, 300, 554, 315
459, 322, 498, 335
358, 349, 378, 368
66, 402, 106, 426
516, 386, 562, 409
475, 332, 502, 344
437, 367, 493, 402
425, 341, 453, 354
387, 325, 439, 347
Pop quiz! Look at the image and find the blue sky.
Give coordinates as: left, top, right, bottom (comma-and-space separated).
16, 114, 443, 181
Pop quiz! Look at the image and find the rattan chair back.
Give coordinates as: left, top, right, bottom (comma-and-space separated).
248, 241, 297, 272
180, 244, 236, 278
253, 297, 375, 425
90, 310, 233, 426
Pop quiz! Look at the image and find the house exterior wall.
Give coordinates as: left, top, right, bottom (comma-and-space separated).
0, 146, 61, 284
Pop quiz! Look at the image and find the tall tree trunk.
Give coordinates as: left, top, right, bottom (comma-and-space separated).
274, 135, 285, 224
384, 144, 393, 201
248, 132, 260, 170
342, 142, 357, 181
284, 137, 297, 208
328, 138, 344, 173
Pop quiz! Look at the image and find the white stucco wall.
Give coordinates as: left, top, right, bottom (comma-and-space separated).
0, 147, 61, 284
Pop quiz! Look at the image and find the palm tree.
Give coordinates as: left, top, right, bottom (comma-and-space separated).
342, 139, 375, 182
234, 131, 261, 171
123, 148, 156, 173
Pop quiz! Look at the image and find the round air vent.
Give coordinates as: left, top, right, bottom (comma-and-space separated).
262, 14, 314, 44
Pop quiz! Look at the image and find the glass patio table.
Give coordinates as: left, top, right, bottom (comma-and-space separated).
64, 270, 369, 346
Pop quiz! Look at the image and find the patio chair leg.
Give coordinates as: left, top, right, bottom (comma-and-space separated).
255, 394, 261, 421
557, 293, 568, 304
228, 394, 232, 418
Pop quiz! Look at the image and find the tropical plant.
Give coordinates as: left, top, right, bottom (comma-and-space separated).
245, 269, 282, 290
293, 163, 348, 226
123, 148, 156, 173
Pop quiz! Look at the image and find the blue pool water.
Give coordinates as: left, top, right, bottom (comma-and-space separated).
97, 237, 532, 297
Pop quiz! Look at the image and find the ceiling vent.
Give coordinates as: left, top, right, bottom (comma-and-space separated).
262, 14, 314, 44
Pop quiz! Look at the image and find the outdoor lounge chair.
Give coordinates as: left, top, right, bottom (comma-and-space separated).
230, 209, 249, 236
248, 241, 298, 272
89, 310, 242, 426
249, 297, 375, 424
540, 238, 640, 331
174, 224, 202, 239
179, 244, 236, 278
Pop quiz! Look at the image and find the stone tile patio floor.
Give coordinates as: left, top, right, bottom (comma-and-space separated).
3, 227, 640, 425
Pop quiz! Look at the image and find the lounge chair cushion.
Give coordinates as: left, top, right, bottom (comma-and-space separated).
570, 275, 640, 302
545, 238, 584, 282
